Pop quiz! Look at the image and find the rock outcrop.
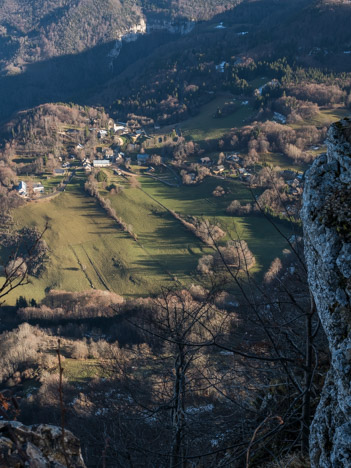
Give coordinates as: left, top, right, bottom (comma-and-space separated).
0, 421, 86, 467
301, 118, 351, 467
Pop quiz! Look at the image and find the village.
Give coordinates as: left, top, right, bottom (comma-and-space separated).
14, 114, 304, 223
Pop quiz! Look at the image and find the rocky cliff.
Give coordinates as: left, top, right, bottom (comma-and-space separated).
301, 118, 351, 467
0, 421, 86, 467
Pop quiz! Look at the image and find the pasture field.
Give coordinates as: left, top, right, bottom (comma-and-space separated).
5, 169, 293, 304
138, 175, 294, 275
106, 176, 208, 277
179, 95, 255, 141
259, 152, 307, 172
6, 177, 176, 304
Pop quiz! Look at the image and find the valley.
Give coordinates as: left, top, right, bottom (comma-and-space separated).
1, 2, 351, 466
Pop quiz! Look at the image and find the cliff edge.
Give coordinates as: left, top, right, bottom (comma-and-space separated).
301, 118, 351, 467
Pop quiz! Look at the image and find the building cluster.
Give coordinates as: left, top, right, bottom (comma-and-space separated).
16, 180, 45, 197
197, 153, 253, 181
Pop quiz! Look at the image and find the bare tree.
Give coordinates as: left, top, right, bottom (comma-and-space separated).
0, 224, 48, 305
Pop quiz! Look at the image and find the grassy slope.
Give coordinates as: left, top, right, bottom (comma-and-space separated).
179, 95, 255, 141
7, 177, 175, 304
6, 169, 292, 304
106, 177, 208, 280
140, 175, 294, 275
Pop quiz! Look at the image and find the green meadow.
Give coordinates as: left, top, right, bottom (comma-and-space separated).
7, 177, 175, 304
179, 95, 254, 141
5, 169, 293, 304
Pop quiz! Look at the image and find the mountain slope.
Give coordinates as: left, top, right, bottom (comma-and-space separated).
0, 0, 240, 74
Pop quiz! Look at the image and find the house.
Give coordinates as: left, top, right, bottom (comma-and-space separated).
213, 165, 225, 175
76, 143, 84, 150
33, 183, 44, 193
226, 154, 240, 162
238, 168, 246, 175
53, 169, 66, 176
33, 182, 45, 193
84, 165, 92, 173
93, 160, 111, 168
17, 181, 27, 196
98, 130, 108, 139
137, 154, 150, 165
114, 124, 125, 133
200, 157, 212, 166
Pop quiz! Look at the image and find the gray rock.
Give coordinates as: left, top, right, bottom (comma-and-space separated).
0, 421, 86, 467
301, 121, 351, 467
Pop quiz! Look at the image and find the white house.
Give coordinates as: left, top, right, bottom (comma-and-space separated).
114, 124, 125, 133
93, 160, 111, 168
17, 181, 27, 196
33, 183, 44, 193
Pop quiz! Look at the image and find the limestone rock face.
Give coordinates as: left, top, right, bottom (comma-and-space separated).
301, 119, 351, 467
0, 421, 86, 467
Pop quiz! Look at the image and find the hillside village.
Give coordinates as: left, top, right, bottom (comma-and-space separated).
12, 106, 305, 227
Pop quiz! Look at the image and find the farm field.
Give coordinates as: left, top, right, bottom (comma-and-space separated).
259, 152, 308, 172
5, 169, 294, 304
6, 177, 178, 304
